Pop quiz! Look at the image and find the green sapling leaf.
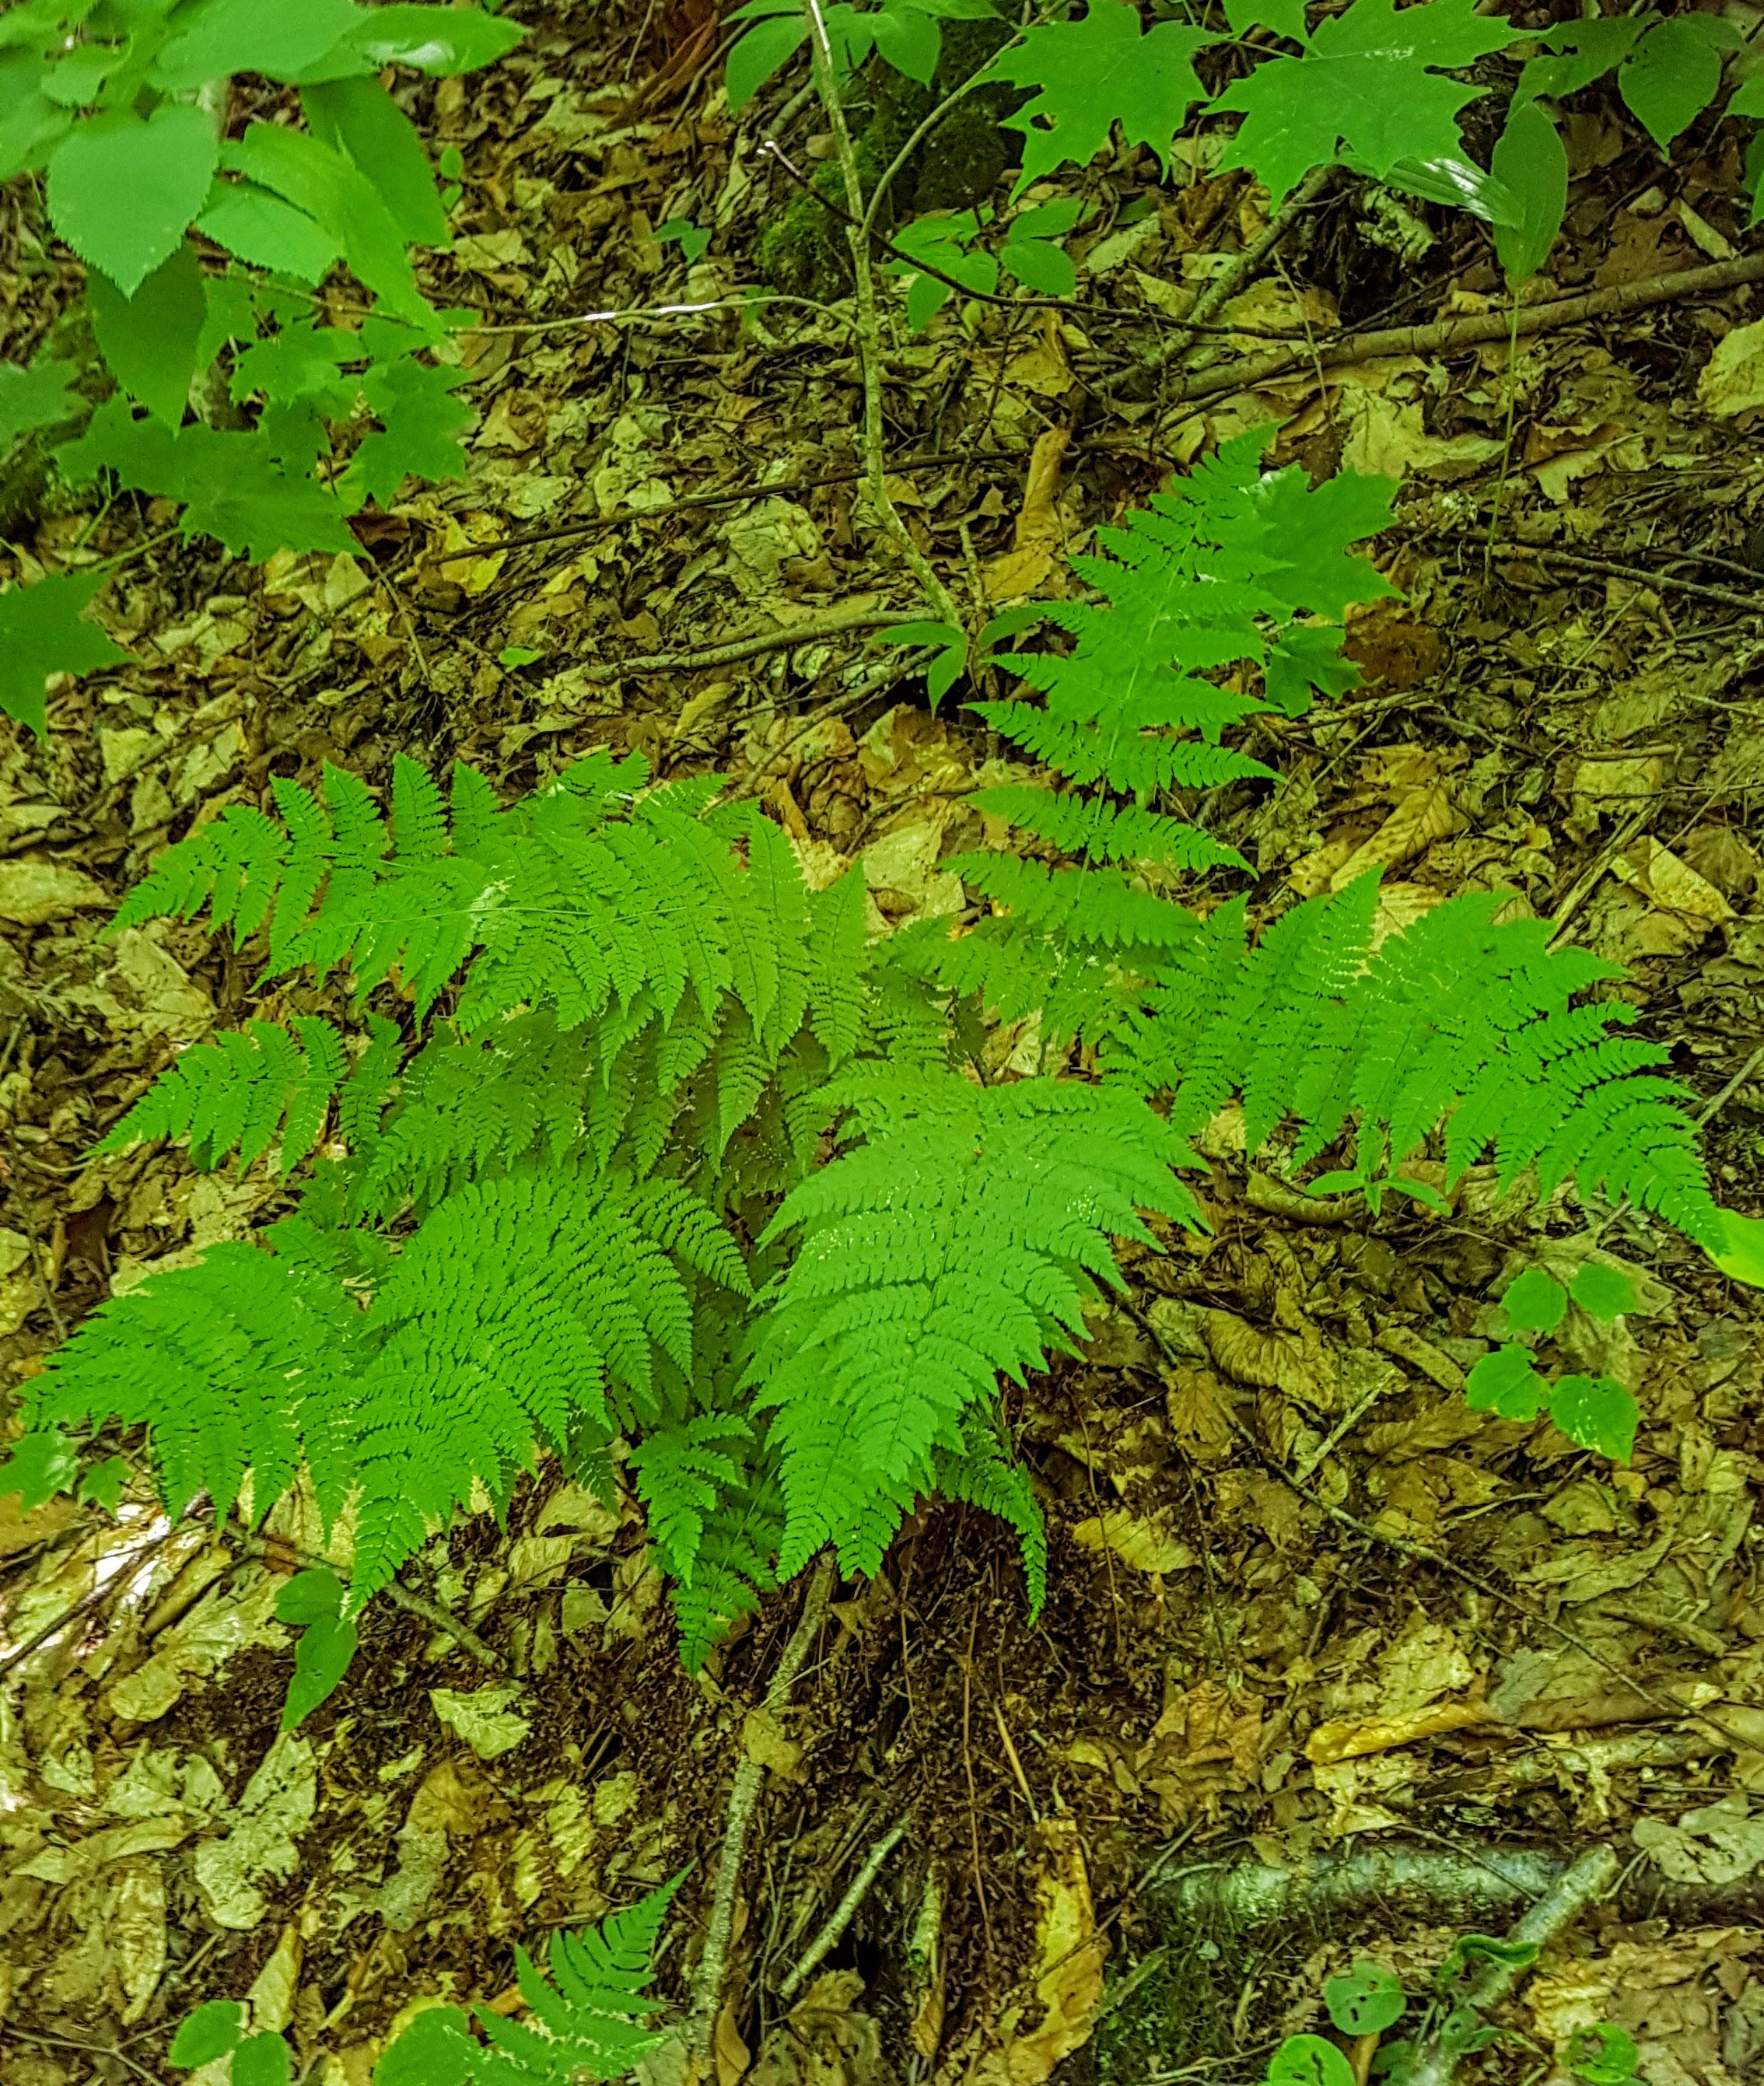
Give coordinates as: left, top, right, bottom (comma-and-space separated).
151, 0, 365, 93
985, 6, 1216, 193
87, 240, 208, 425
0, 355, 82, 448
725, 6, 806, 113
303, 76, 451, 248
1569, 1261, 1639, 1321
1515, 17, 1642, 107
233, 2033, 292, 2086
1324, 1962, 1405, 2035
1465, 1343, 1552, 1422
1566, 2022, 1642, 2086
0, 1428, 80, 1510
1619, 14, 1738, 152
47, 103, 220, 296
0, 569, 130, 737
1549, 1373, 1638, 1464
281, 1612, 359, 1730
1266, 2035, 1356, 2086
77, 1455, 128, 1514
373, 2007, 476, 2086
198, 179, 345, 283
1213, 0, 1521, 205
1502, 1265, 1566, 1335
1491, 99, 1567, 284
169, 2001, 247, 2068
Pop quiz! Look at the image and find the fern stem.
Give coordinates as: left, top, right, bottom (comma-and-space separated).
798, 0, 962, 630
687, 1552, 835, 2060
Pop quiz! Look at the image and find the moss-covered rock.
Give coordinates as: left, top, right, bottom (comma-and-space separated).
757, 23, 1025, 301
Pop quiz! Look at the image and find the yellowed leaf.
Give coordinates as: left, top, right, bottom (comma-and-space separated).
1071, 1508, 1193, 1576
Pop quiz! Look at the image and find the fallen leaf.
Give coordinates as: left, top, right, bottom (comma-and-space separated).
0, 861, 109, 925
983, 425, 1069, 601
1071, 1507, 1194, 1576
429, 1682, 530, 1761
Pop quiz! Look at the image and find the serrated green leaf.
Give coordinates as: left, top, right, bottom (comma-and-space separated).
1619, 14, 1737, 152
986, 7, 1216, 192
62, 397, 359, 562
0, 355, 81, 447
1569, 1260, 1639, 1321
1213, 0, 1521, 205
230, 324, 359, 408
1491, 97, 1567, 284
198, 177, 345, 283
151, 0, 365, 92
1549, 1373, 1638, 1464
295, 2, 529, 82
281, 1612, 359, 1729
341, 354, 474, 508
169, 2002, 247, 2069
1464, 1342, 1552, 1422
87, 240, 207, 425
0, 1428, 79, 1511
1503, 1264, 1566, 1335
1566, 2022, 1642, 2086
303, 76, 450, 247
0, 568, 130, 736
222, 122, 429, 324
47, 103, 219, 295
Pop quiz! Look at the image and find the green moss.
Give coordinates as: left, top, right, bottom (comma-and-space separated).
757, 24, 1025, 302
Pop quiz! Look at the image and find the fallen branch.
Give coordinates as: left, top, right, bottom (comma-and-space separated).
577, 604, 926, 684
779, 1814, 912, 2001
687, 1554, 835, 2061
1500, 541, 1764, 612
1160, 252, 1764, 404
1149, 1838, 1759, 1936
1102, 163, 1337, 394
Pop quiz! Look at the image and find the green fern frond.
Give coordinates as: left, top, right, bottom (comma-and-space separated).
806, 866, 870, 1065
974, 785, 1249, 874
628, 1412, 754, 1581
747, 1072, 1201, 1576
669, 1457, 784, 1669
933, 1408, 1048, 1618
98, 1016, 347, 1175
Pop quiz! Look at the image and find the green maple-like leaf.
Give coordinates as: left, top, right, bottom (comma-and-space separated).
984, 5, 1216, 192
1213, 0, 1522, 205
343, 355, 474, 508
0, 569, 131, 737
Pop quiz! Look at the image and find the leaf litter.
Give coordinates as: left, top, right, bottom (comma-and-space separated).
2, 5, 1764, 2085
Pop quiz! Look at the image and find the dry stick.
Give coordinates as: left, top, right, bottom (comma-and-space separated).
1504, 542, 1764, 614
1101, 162, 1338, 395
799, 0, 961, 630
577, 604, 929, 684
1404, 1846, 1620, 2086
688, 1555, 835, 2061
242, 1534, 502, 1669
779, 1814, 913, 2001
1161, 251, 1764, 404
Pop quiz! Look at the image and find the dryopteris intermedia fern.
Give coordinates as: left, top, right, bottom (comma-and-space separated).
895, 427, 1724, 1249
891, 430, 1397, 1049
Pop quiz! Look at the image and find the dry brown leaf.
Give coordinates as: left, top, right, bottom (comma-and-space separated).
967, 1818, 1106, 2085
1306, 1699, 1493, 1764
983, 425, 1069, 601
1328, 782, 1463, 890
1070, 1508, 1193, 1577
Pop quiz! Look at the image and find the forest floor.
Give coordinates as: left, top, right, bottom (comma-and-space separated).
4, 5, 1764, 2086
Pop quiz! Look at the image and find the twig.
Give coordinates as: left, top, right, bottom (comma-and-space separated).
1697, 1040, 1764, 1126
1403, 1846, 1619, 2086
1500, 542, 1764, 613
688, 1554, 835, 2060
576, 604, 929, 684
779, 1815, 912, 2001
1102, 163, 1336, 394
457, 291, 859, 339
1160, 251, 1764, 404
798, 0, 961, 628
0, 1518, 185, 1679
243, 1535, 502, 1669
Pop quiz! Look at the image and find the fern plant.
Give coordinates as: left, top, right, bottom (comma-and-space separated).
9, 433, 1738, 1722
